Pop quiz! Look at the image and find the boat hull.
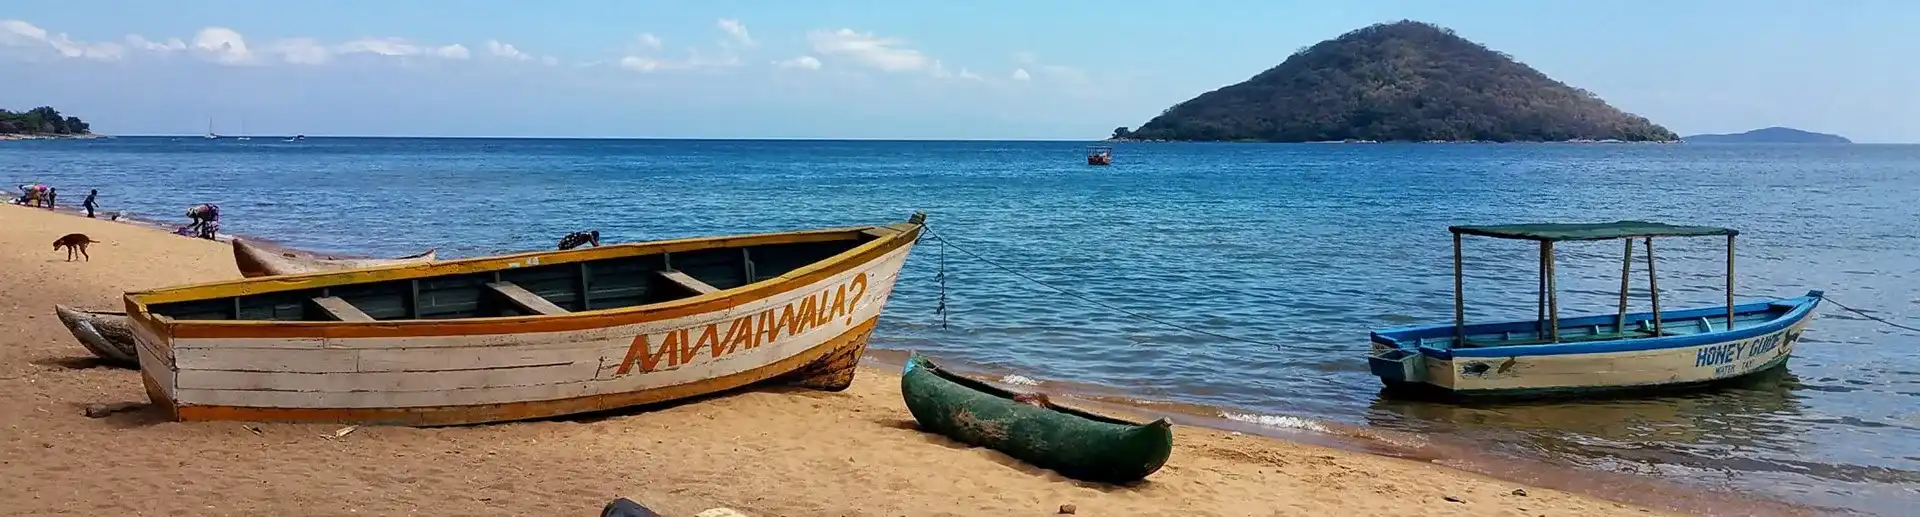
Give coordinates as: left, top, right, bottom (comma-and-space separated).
53, 305, 140, 367
900, 353, 1173, 483
1368, 292, 1821, 397
133, 224, 917, 426
232, 238, 438, 278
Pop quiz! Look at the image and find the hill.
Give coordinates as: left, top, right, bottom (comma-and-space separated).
1115, 21, 1677, 143
0, 106, 92, 136
1682, 127, 1851, 144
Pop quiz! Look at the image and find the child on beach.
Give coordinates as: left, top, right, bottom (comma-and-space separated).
45, 187, 55, 208
82, 190, 97, 218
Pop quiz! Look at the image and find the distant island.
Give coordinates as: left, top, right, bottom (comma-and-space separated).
1681, 127, 1851, 144
1112, 21, 1677, 143
0, 106, 96, 140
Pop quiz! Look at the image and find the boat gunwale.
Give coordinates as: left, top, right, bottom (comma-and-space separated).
126, 221, 920, 338
905, 353, 1171, 430
1371, 290, 1821, 359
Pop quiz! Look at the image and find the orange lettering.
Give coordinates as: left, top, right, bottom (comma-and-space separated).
687, 326, 714, 363
723, 316, 755, 353
849, 273, 868, 306
616, 334, 650, 375
789, 295, 816, 336
755, 309, 781, 346
829, 283, 849, 321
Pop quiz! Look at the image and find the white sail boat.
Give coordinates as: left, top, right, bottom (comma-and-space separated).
236, 118, 250, 141
203, 118, 220, 139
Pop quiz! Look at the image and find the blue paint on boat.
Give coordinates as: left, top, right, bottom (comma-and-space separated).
1371, 290, 1823, 360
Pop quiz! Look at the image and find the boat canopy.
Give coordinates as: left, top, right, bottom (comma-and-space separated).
1449, 220, 1740, 345
1449, 220, 1737, 242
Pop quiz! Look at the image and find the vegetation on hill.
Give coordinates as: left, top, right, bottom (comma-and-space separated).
1682, 127, 1851, 144
0, 106, 92, 136
1116, 21, 1677, 143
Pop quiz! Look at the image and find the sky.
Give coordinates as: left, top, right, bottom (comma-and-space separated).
1, 1, 1916, 142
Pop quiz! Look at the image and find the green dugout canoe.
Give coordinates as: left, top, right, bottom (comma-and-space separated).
900, 352, 1174, 483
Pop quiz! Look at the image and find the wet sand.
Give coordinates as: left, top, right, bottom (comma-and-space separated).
0, 203, 1697, 516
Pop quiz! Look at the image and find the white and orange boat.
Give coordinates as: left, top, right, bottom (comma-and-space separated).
125, 213, 925, 426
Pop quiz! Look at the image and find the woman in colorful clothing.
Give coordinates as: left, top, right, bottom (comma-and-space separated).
186, 203, 221, 240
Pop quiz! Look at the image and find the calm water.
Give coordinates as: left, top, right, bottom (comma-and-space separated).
6, 137, 1918, 514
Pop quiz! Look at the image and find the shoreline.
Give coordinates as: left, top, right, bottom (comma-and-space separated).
0, 204, 1825, 516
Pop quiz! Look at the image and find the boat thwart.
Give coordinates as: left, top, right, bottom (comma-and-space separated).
1367, 221, 1822, 397
126, 213, 926, 426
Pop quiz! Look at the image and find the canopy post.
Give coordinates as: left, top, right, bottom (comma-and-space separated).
1546, 241, 1560, 342
1645, 237, 1661, 336
1536, 244, 1547, 334
1726, 234, 1736, 331
1453, 232, 1465, 346
1616, 238, 1633, 333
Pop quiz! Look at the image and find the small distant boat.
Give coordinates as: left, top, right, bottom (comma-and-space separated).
53, 305, 139, 367
1367, 221, 1821, 398
231, 238, 439, 278
1086, 145, 1113, 166
235, 119, 251, 141
125, 213, 925, 426
900, 352, 1173, 483
204, 117, 220, 140
283, 134, 306, 142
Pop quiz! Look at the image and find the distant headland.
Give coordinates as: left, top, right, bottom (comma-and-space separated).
1109, 21, 1677, 143
0, 106, 99, 140
1681, 127, 1851, 144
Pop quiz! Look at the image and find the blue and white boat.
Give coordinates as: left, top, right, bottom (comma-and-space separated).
1367, 221, 1821, 397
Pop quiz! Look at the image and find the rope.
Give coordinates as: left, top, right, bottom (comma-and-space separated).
1817, 294, 1920, 333
921, 225, 1297, 349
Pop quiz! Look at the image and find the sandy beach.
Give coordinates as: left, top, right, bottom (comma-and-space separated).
0, 204, 1696, 517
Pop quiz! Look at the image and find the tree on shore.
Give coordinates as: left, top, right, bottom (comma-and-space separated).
0, 107, 92, 135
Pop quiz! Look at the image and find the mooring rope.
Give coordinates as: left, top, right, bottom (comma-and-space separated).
1816, 294, 1920, 334
921, 225, 1298, 349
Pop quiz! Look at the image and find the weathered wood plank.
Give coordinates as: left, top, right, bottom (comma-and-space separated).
357, 344, 601, 372
861, 227, 901, 239
175, 360, 600, 392
657, 270, 719, 295
174, 347, 359, 373
311, 296, 376, 322
485, 281, 571, 315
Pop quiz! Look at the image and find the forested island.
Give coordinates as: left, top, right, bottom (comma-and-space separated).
1682, 127, 1851, 144
0, 106, 95, 139
1113, 21, 1678, 143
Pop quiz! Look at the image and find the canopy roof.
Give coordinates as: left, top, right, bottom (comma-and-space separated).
1448, 220, 1738, 242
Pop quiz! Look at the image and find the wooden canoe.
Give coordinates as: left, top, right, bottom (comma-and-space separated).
126, 213, 926, 426
232, 238, 439, 278
53, 304, 140, 368
900, 352, 1174, 483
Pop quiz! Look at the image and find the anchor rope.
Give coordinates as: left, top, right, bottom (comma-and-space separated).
1815, 294, 1920, 334
920, 224, 1295, 349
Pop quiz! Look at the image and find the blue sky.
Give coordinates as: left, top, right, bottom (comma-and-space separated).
2, 1, 1915, 141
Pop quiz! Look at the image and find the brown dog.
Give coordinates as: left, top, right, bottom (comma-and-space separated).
53, 233, 99, 261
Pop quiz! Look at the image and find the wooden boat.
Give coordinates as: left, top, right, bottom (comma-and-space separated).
1086, 145, 1113, 166
53, 305, 140, 367
1367, 221, 1822, 397
125, 213, 926, 426
900, 352, 1173, 483
233, 238, 439, 277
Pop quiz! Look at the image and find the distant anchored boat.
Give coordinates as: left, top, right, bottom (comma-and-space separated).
124, 213, 925, 426
1367, 221, 1822, 398
1086, 145, 1113, 166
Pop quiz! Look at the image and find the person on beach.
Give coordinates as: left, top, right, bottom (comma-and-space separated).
185, 204, 221, 240
82, 190, 97, 218
558, 230, 601, 250
44, 187, 55, 208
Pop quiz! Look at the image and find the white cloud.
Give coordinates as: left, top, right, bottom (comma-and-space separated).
485, 40, 530, 61
717, 19, 754, 47
636, 33, 662, 50
268, 38, 331, 65
336, 37, 469, 59
807, 28, 931, 73
958, 68, 981, 80
775, 55, 821, 70
125, 35, 186, 52
540, 55, 559, 66
620, 55, 665, 72
1011, 51, 1087, 83
0, 19, 125, 61
1011, 68, 1031, 81
191, 27, 252, 65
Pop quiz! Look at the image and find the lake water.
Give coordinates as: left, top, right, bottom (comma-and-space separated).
5, 137, 1917, 515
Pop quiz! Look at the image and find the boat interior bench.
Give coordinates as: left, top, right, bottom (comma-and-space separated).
486, 281, 571, 315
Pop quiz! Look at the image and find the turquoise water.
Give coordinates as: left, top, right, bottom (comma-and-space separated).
6, 138, 1918, 515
